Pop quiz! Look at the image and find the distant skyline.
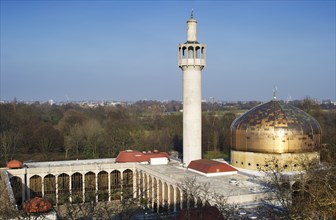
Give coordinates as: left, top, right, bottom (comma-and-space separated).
1, 1, 335, 102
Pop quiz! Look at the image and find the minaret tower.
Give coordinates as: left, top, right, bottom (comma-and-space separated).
178, 11, 206, 166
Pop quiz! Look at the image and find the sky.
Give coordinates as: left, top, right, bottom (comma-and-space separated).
1, 1, 335, 102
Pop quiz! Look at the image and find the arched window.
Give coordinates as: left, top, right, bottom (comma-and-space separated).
123, 169, 133, 199
182, 46, 187, 59
195, 46, 201, 58
44, 174, 56, 204
71, 172, 83, 203
188, 46, 194, 59
30, 175, 42, 198
58, 173, 70, 204
98, 171, 108, 201
85, 172, 96, 202
110, 170, 121, 200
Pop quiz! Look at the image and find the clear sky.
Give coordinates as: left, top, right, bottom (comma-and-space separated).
1, 1, 335, 102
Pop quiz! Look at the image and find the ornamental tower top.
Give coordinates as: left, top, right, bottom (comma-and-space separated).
187, 10, 197, 42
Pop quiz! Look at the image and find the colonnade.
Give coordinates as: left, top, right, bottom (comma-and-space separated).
8, 165, 203, 213
10, 169, 133, 205
134, 170, 183, 212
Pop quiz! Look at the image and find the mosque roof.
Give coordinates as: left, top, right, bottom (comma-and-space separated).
115, 150, 169, 163
6, 160, 23, 169
188, 159, 237, 174
231, 100, 321, 153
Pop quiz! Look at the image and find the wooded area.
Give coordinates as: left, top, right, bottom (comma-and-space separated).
1, 99, 335, 166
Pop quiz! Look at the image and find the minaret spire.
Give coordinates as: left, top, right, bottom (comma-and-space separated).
273, 86, 278, 100
186, 11, 197, 42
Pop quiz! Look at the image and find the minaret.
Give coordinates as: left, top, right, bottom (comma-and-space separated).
178, 12, 206, 166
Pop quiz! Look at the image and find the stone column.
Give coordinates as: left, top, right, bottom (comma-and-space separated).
41, 176, 44, 197
26, 175, 30, 200
55, 175, 58, 204
69, 173, 72, 203
108, 171, 111, 202
167, 184, 170, 211
173, 186, 177, 212
157, 180, 160, 213
180, 189, 183, 210
95, 172, 98, 202
82, 174, 85, 203
151, 178, 155, 211
120, 170, 124, 201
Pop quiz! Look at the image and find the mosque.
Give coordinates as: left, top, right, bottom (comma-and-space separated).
0, 13, 321, 218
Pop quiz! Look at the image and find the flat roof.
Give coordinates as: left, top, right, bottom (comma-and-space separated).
24, 158, 116, 168
136, 161, 268, 200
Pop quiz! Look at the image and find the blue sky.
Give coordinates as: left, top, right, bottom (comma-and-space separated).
1, 1, 335, 102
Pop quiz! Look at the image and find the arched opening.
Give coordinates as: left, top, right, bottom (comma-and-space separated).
163, 182, 169, 211
176, 188, 182, 210
143, 174, 148, 200
188, 194, 196, 209
158, 180, 163, 211
176, 187, 182, 211
98, 171, 108, 201
58, 173, 70, 204
169, 185, 174, 211
85, 172, 96, 202
30, 175, 42, 198
148, 176, 153, 208
71, 172, 83, 203
182, 46, 187, 59
123, 169, 133, 199
188, 46, 194, 59
153, 178, 158, 211
195, 46, 201, 58
10, 176, 22, 205
44, 174, 56, 205
110, 170, 121, 200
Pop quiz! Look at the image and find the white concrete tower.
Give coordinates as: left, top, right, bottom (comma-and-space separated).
178, 12, 206, 166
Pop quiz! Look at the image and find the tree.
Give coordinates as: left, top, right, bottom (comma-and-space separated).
259, 157, 336, 219
32, 123, 63, 156
0, 130, 20, 165
64, 124, 84, 159
177, 176, 235, 219
81, 119, 103, 158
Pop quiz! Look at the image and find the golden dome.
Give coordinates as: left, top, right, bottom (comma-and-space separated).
231, 100, 321, 154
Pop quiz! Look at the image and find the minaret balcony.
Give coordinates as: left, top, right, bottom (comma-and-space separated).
178, 58, 206, 67
178, 43, 206, 68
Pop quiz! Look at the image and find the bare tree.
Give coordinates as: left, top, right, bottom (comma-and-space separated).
259, 157, 336, 219
177, 176, 235, 219
0, 130, 20, 164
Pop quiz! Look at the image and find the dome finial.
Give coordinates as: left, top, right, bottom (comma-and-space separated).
273, 86, 277, 100
191, 9, 194, 19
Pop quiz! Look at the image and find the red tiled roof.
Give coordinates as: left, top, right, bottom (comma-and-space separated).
187, 159, 237, 174
176, 206, 224, 220
6, 160, 23, 169
23, 197, 53, 213
115, 150, 169, 163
